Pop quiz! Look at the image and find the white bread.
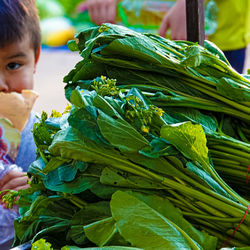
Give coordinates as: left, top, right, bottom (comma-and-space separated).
0, 90, 39, 132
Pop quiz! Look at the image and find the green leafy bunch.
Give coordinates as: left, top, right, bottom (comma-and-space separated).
9, 23, 250, 249
10, 76, 250, 249
64, 23, 250, 194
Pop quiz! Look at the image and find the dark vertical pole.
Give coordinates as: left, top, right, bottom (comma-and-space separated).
186, 0, 205, 46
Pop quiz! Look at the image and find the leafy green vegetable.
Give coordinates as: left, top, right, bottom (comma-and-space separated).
110, 191, 202, 250
7, 24, 250, 250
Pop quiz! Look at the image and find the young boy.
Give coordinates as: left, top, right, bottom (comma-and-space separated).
0, 0, 41, 249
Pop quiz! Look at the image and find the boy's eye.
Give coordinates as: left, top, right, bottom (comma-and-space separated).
6, 62, 21, 70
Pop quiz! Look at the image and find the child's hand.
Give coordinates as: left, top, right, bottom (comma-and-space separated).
83, 0, 119, 25
0, 170, 29, 209
159, 0, 187, 40
0, 170, 29, 191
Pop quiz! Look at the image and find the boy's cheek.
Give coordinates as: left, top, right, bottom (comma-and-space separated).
8, 74, 34, 92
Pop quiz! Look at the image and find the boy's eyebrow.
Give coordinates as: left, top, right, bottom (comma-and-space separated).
7, 52, 27, 59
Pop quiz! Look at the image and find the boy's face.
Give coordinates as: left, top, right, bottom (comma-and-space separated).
0, 34, 40, 93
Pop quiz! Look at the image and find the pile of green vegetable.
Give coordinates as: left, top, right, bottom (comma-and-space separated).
2, 24, 250, 249
4, 77, 250, 249
64, 23, 250, 194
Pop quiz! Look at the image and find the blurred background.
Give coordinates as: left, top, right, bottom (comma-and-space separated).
33, 0, 250, 115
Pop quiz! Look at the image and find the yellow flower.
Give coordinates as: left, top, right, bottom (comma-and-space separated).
157, 108, 165, 117
51, 110, 62, 118
63, 103, 72, 114
101, 75, 107, 81
141, 125, 149, 133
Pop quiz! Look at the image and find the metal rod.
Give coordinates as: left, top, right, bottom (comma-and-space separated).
186, 0, 205, 45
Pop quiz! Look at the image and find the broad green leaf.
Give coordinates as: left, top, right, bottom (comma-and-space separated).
107, 67, 210, 100
31, 220, 70, 244
57, 162, 77, 182
43, 160, 93, 194
84, 217, 117, 246
181, 46, 202, 68
20, 196, 62, 223
64, 60, 85, 83
204, 40, 230, 65
46, 199, 77, 220
125, 152, 186, 179
126, 191, 217, 250
100, 167, 163, 189
100, 36, 167, 65
68, 106, 110, 146
71, 201, 111, 226
28, 157, 46, 178
70, 88, 97, 109
93, 95, 122, 118
67, 40, 79, 52
76, 25, 101, 53
48, 127, 153, 181
165, 108, 217, 133
217, 77, 250, 102
65, 80, 92, 102
43, 157, 69, 174
110, 191, 201, 250
72, 60, 106, 83
67, 225, 87, 245
90, 179, 130, 199
139, 138, 178, 158
15, 216, 66, 244
160, 121, 210, 171
44, 171, 99, 194
97, 112, 149, 153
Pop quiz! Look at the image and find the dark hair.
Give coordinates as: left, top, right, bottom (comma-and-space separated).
0, 0, 41, 54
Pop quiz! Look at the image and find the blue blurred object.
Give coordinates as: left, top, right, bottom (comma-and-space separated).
10, 242, 32, 250
223, 48, 246, 74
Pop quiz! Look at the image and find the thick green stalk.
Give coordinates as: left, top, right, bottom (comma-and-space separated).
191, 217, 225, 231
168, 190, 205, 215
183, 79, 250, 114
214, 166, 248, 179
122, 84, 250, 121
78, 140, 248, 212
201, 159, 249, 207
237, 126, 250, 143
195, 201, 228, 218
65, 194, 87, 209
212, 158, 241, 167
210, 145, 250, 160
210, 150, 250, 165
95, 150, 248, 216
241, 127, 250, 135
208, 137, 250, 153
204, 227, 247, 247
182, 212, 241, 223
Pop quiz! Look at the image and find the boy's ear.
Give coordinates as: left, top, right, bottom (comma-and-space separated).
33, 46, 41, 73
35, 46, 41, 64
